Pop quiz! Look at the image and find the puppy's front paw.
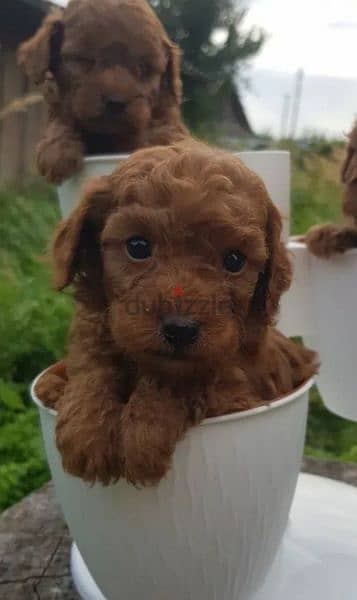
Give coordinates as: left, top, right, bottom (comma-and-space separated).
56, 422, 122, 485
121, 379, 187, 486
35, 373, 66, 410
305, 224, 353, 258
37, 139, 83, 184
121, 414, 172, 487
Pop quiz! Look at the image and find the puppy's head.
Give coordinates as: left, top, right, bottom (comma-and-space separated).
341, 122, 357, 223
18, 0, 182, 137
52, 143, 291, 378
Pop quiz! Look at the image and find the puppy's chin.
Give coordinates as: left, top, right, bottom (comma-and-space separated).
125, 341, 240, 383
135, 351, 215, 381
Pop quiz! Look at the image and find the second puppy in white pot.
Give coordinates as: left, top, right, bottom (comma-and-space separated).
18, 0, 188, 186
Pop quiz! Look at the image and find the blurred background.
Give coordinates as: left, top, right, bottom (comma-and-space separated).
0, 0, 356, 512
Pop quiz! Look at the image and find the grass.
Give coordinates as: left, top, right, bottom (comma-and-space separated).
305, 388, 357, 462
0, 138, 356, 512
288, 140, 346, 235
0, 180, 72, 511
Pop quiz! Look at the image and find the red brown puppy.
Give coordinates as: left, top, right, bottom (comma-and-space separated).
305, 122, 357, 257
36, 141, 318, 486
18, 0, 188, 183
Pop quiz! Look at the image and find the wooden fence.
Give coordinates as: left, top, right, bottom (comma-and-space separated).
0, 48, 45, 182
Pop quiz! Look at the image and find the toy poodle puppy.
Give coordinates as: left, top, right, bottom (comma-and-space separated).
18, 0, 188, 184
305, 121, 357, 257
36, 142, 318, 486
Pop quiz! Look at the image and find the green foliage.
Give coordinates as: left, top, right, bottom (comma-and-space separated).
0, 181, 72, 384
285, 141, 344, 235
291, 166, 342, 235
0, 181, 72, 511
306, 387, 357, 463
0, 379, 50, 511
151, 0, 264, 130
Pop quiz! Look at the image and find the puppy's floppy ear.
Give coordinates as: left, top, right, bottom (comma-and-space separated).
341, 125, 357, 220
52, 177, 115, 291
17, 9, 64, 85
341, 124, 357, 184
162, 42, 183, 105
341, 145, 357, 185
249, 202, 292, 328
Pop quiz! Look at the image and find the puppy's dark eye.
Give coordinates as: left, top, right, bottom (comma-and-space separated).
138, 62, 153, 79
223, 249, 246, 273
126, 237, 152, 261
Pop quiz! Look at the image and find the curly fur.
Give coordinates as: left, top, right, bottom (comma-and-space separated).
18, 0, 187, 184
305, 122, 357, 257
36, 141, 318, 486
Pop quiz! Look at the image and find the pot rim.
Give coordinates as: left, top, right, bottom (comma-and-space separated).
30, 368, 314, 427
287, 238, 357, 257
81, 150, 290, 165
82, 154, 130, 165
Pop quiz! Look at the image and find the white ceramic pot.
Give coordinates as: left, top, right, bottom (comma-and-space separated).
31, 372, 313, 600
307, 248, 357, 421
279, 241, 357, 422
57, 155, 129, 218
278, 240, 314, 338
237, 151, 291, 243
57, 151, 291, 242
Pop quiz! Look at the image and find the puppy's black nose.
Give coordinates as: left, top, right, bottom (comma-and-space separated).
161, 317, 199, 348
104, 99, 126, 114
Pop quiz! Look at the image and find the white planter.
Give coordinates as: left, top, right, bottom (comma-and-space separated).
278, 240, 314, 338
279, 242, 357, 422
237, 151, 290, 243
57, 151, 291, 243
31, 371, 313, 600
308, 248, 357, 421
57, 155, 129, 218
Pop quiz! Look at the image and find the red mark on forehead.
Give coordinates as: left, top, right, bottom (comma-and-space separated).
172, 285, 184, 298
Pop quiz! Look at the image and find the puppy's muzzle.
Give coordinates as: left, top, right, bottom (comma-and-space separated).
103, 98, 127, 116
161, 317, 200, 349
